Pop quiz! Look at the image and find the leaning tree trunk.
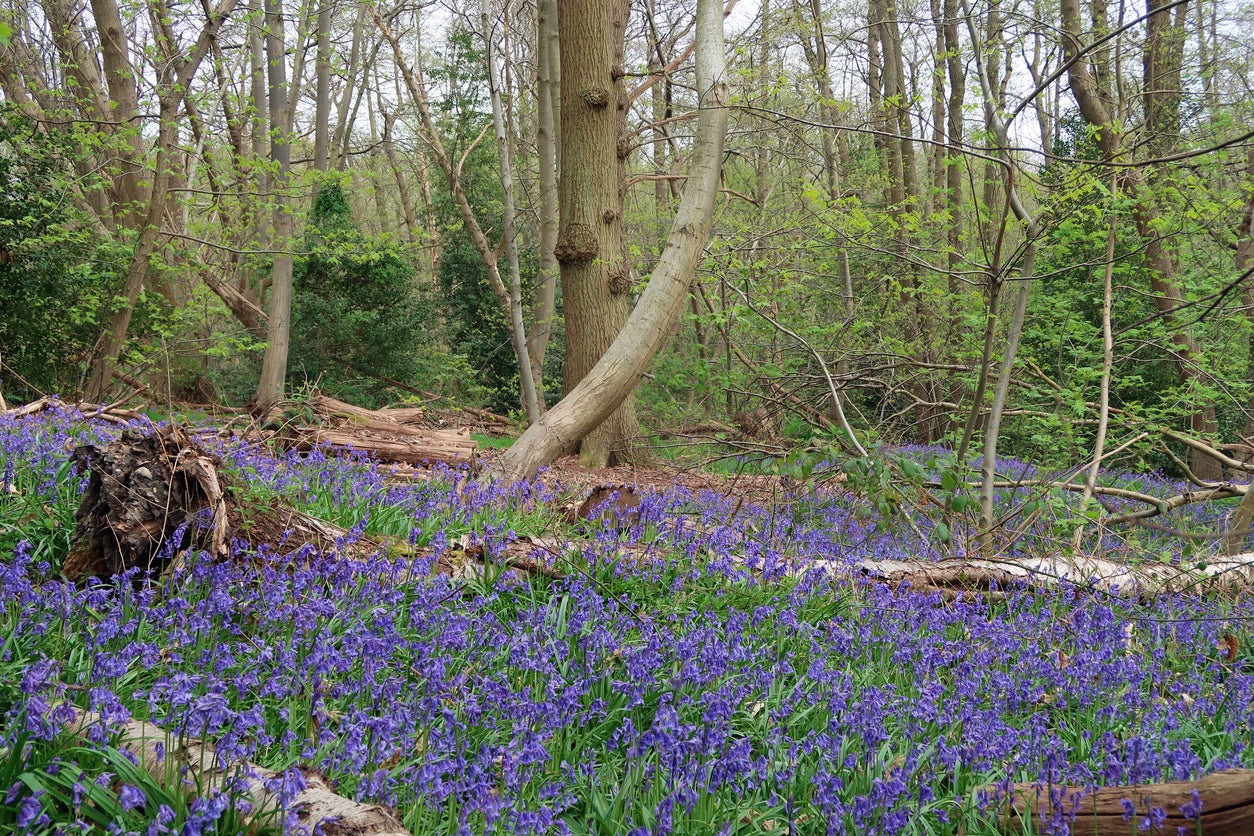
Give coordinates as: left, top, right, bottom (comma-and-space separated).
483, 0, 728, 483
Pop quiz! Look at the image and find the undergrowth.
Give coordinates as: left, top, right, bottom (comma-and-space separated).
1, 408, 1249, 835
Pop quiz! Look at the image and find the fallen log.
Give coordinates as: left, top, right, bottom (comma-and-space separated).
308, 394, 425, 426
4, 396, 146, 425
294, 427, 476, 467
793, 552, 1254, 599
65, 709, 411, 836
994, 768, 1254, 834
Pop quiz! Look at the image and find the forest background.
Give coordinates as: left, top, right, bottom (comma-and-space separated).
3, 0, 1254, 505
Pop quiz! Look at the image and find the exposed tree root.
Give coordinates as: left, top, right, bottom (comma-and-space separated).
64, 424, 352, 582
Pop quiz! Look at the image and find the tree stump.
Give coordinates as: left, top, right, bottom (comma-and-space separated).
63, 425, 348, 582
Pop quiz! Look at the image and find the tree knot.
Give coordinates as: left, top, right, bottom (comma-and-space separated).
580, 86, 610, 108
608, 266, 632, 295
554, 223, 597, 263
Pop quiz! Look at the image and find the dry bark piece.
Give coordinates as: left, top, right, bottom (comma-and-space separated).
65, 709, 411, 836
994, 768, 1254, 834
568, 484, 643, 529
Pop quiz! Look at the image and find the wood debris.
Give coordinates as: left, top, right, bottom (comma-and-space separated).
63, 709, 411, 836
287, 395, 478, 467
64, 425, 354, 582
993, 768, 1254, 835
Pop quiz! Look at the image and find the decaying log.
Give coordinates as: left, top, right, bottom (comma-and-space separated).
66, 708, 411, 836
994, 768, 1254, 835
65, 426, 233, 580
308, 395, 425, 426
294, 427, 477, 467
821, 552, 1254, 599
64, 425, 350, 582
280, 395, 477, 467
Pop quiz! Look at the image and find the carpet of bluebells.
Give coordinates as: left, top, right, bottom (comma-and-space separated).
2, 406, 1254, 835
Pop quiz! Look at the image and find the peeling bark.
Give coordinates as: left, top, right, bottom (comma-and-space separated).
64, 425, 355, 582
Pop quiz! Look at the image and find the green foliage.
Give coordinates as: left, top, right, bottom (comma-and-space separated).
289, 183, 431, 407
0, 106, 120, 399
426, 27, 548, 415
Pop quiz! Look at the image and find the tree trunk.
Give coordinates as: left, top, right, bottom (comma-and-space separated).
962, 0, 1042, 552
373, 8, 538, 418
484, 3, 542, 422
1239, 147, 1254, 446
527, 0, 560, 386
483, 0, 728, 483
1059, 0, 1220, 480
85, 117, 178, 403
331, 4, 366, 169
555, 0, 644, 467
313, 1, 332, 172
84, 0, 240, 402
88, 0, 146, 225
254, 0, 294, 411
381, 110, 418, 243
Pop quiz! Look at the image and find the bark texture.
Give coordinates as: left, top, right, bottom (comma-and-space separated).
556, 0, 641, 466
254, 0, 295, 411
64, 425, 356, 583
994, 768, 1254, 835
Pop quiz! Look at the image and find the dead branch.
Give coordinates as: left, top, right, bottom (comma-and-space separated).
63, 709, 411, 835
832, 550, 1254, 599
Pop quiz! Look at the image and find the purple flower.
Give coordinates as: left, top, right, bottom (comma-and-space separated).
16, 792, 49, 829
119, 783, 146, 811
1180, 788, 1203, 819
